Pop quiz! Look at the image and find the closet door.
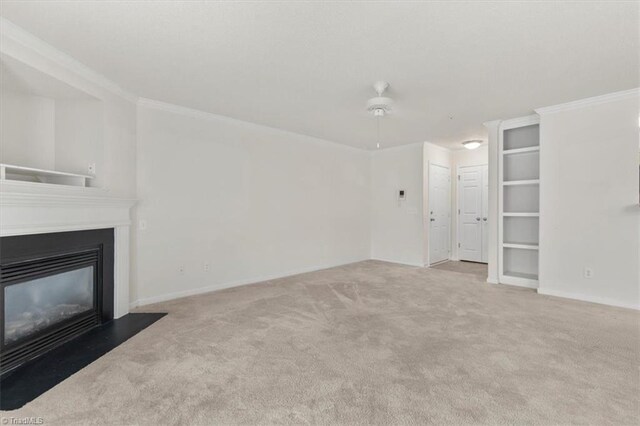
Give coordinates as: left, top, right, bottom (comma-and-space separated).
458, 166, 483, 262
429, 163, 451, 265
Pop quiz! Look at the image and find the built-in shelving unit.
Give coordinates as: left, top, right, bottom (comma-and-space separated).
0, 164, 93, 187
499, 116, 540, 288
1, 54, 102, 190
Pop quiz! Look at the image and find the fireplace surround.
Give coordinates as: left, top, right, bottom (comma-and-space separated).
0, 229, 114, 374
0, 183, 136, 378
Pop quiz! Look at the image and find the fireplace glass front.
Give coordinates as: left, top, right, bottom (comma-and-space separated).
4, 266, 95, 345
1, 229, 114, 375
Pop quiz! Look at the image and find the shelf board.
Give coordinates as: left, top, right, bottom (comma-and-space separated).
502, 212, 539, 217
502, 146, 540, 155
1, 164, 93, 180
502, 179, 540, 186
503, 243, 539, 250
500, 273, 539, 288
503, 271, 538, 281
1, 163, 93, 188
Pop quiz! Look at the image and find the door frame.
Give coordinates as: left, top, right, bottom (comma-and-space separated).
427, 162, 451, 267
456, 164, 488, 262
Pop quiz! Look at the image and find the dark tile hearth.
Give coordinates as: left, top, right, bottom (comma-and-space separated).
0, 313, 166, 410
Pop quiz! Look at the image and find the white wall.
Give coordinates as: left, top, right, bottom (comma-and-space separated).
0, 92, 55, 169
450, 145, 489, 261
422, 142, 453, 265
537, 93, 640, 309
134, 102, 371, 304
100, 97, 137, 198
54, 99, 103, 179
370, 143, 425, 266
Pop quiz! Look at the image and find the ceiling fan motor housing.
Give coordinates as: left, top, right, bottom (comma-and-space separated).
367, 81, 392, 116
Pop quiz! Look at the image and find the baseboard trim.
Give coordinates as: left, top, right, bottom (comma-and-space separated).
369, 258, 425, 268
130, 258, 370, 308
536, 288, 640, 311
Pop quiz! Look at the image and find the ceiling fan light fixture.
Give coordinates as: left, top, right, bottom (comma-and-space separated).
462, 140, 482, 150
367, 97, 393, 115
373, 107, 386, 117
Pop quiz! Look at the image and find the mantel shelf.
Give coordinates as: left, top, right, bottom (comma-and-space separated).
1, 164, 94, 188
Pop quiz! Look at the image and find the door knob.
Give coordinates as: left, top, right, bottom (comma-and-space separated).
430, 218, 435, 222
476, 217, 481, 221
483, 217, 487, 221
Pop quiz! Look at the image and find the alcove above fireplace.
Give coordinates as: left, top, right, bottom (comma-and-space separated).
0, 229, 114, 374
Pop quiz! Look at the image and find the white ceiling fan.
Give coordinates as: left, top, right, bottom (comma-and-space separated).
367, 81, 393, 148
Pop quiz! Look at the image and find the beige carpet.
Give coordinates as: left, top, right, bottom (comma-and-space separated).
431, 260, 488, 277
3, 260, 639, 425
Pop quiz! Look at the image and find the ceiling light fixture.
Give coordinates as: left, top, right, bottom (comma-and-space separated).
462, 140, 482, 150
367, 81, 393, 149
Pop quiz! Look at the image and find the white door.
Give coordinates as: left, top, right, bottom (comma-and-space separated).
429, 163, 451, 265
481, 165, 489, 263
458, 166, 483, 262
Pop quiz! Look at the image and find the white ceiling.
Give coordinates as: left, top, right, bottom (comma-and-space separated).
1, 1, 638, 150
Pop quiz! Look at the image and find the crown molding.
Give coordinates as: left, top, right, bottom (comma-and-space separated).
137, 97, 369, 152
482, 119, 502, 129
0, 17, 138, 103
499, 114, 539, 131
535, 88, 640, 115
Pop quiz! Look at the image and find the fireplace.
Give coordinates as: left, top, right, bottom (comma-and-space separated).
0, 229, 114, 375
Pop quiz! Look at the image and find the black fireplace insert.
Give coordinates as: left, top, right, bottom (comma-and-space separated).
0, 229, 114, 375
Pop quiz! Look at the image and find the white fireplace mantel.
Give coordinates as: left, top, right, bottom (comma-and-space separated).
0, 183, 137, 319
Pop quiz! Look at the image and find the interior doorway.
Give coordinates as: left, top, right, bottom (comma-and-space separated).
428, 163, 451, 265
457, 164, 489, 263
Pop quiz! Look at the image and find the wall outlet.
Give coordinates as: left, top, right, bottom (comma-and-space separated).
88, 163, 96, 175
584, 267, 594, 279
203, 263, 210, 272
178, 265, 185, 275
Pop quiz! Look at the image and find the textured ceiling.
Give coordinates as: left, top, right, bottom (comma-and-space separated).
1, 1, 638, 150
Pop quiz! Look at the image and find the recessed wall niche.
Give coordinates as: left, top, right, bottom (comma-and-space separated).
0, 54, 103, 187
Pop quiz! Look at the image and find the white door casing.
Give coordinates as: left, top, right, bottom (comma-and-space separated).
428, 163, 451, 265
482, 164, 489, 263
458, 165, 483, 262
